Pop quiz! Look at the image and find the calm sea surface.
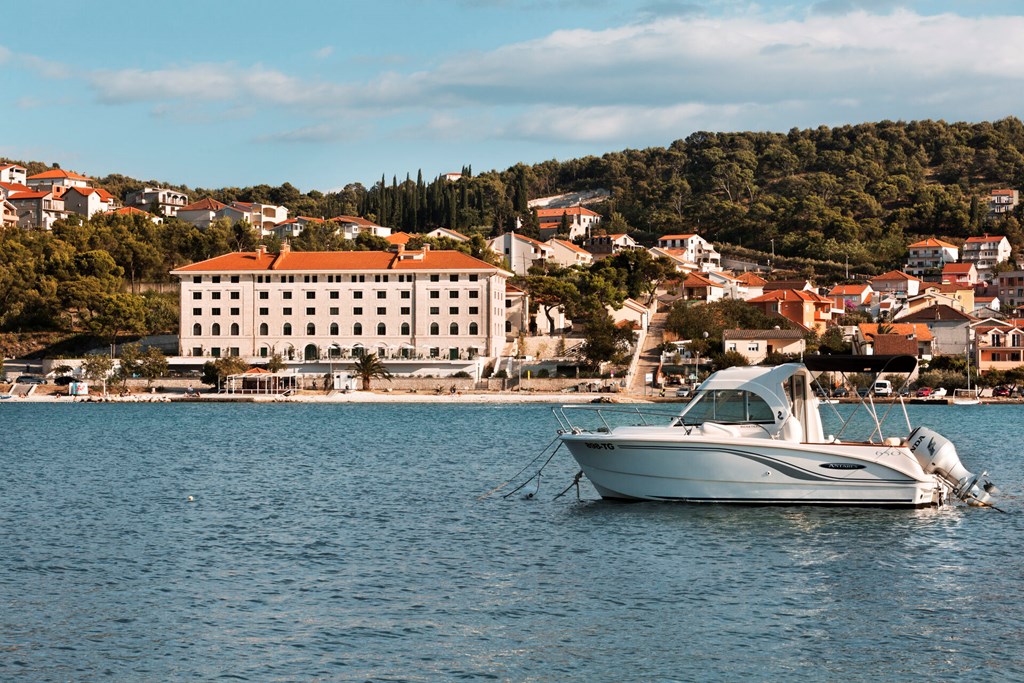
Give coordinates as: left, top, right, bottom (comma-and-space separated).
2, 402, 1023, 682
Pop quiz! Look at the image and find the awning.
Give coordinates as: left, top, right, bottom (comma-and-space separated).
804, 354, 918, 374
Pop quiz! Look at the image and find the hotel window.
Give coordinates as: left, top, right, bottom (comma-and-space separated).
307, 323, 316, 335
211, 347, 221, 357
306, 307, 316, 315
449, 307, 458, 315
230, 323, 239, 336
450, 274, 458, 282
193, 292, 202, 300
192, 347, 202, 356
212, 276, 221, 284
283, 291, 292, 300
449, 291, 459, 299
469, 306, 479, 315
377, 323, 386, 335
430, 323, 439, 335
230, 307, 239, 315
283, 307, 292, 316
354, 307, 363, 315
430, 274, 440, 282
429, 291, 440, 299
353, 291, 363, 299
469, 291, 479, 299
353, 323, 363, 336
230, 291, 240, 300
259, 323, 268, 335
211, 323, 221, 336
192, 323, 201, 335
306, 291, 316, 299
259, 307, 269, 315
469, 322, 478, 335
330, 323, 339, 335
376, 291, 386, 299
374, 275, 389, 283
283, 323, 292, 336
230, 276, 239, 284
430, 307, 439, 315
400, 307, 410, 315
469, 274, 478, 282
193, 276, 202, 284
330, 291, 339, 299
401, 291, 410, 299
450, 323, 459, 335
259, 291, 269, 300
211, 308, 221, 316
330, 307, 339, 315
193, 307, 202, 316
401, 322, 410, 335
377, 307, 386, 315
211, 292, 221, 300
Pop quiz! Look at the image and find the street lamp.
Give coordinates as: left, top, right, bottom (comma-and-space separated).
695, 331, 708, 388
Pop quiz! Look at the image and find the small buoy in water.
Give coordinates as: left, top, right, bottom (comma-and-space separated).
520, 482, 539, 500
187, 495, 195, 502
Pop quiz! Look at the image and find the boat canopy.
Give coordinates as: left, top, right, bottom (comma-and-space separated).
803, 354, 917, 375
685, 363, 808, 419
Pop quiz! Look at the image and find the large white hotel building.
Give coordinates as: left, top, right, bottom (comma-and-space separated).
170, 245, 511, 372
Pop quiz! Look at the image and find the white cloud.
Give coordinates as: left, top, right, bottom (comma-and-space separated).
314, 46, 334, 59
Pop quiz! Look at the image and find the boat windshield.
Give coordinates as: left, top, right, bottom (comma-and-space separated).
680, 389, 777, 425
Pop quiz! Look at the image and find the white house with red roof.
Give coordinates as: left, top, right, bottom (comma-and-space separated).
988, 189, 1019, 216
545, 238, 593, 268
869, 270, 922, 298
828, 283, 874, 314
169, 244, 511, 371
178, 198, 227, 228
941, 262, 978, 286
103, 206, 163, 224
584, 233, 640, 259
906, 237, 959, 279
488, 232, 554, 275
535, 206, 601, 241
655, 233, 721, 271
1, 198, 17, 228
746, 289, 834, 334
329, 215, 391, 241
647, 246, 697, 274
607, 298, 650, 331
63, 186, 119, 219
0, 164, 27, 186
962, 234, 1011, 280
26, 169, 91, 199
682, 272, 726, 302
972, 317, 1024, 372
0, 181, 32, 200
995, 269, 1024, 313
219, 201, 290, 234
125, 187, 189, 217
426, 227, 471, 242
271, 216, 324, 240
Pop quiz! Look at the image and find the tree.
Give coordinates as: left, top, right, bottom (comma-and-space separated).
351, 354, 393, 391
137, 346, 169, 387
265, 353, 286, 373
201, 357, 249, 387
523, 276, 580, 335
81, 353, 114, 390
580, 310, 636, 370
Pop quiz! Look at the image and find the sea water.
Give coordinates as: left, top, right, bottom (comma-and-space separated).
1, 402, 1023, 681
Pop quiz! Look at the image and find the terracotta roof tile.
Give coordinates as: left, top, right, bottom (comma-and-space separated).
27, 169, 91, 181
181, 197, 226, 212
171, 249, 508, 275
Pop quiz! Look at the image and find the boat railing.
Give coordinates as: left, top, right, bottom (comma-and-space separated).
553, 404, 686, 434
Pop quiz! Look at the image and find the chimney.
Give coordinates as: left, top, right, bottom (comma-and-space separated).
256, 245, 266, 258
422, 243, 431, 253
280, 240, 291, 255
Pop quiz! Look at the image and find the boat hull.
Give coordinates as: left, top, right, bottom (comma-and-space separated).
561, 433, 942, 507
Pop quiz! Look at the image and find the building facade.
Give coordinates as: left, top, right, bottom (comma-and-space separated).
125, 187, 190, 217
905, 237, 959, 280
170, 246, 510, 368
962, 235, 1011, 281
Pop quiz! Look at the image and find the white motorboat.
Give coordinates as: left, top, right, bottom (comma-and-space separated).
555, 355, 996, 508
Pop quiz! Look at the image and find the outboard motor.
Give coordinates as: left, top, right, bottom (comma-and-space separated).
908, 427, 994, 506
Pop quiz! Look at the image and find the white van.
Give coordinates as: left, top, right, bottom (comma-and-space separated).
873, 379, 893, 397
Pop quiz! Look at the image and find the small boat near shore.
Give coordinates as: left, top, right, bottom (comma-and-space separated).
554, 355, 997, 508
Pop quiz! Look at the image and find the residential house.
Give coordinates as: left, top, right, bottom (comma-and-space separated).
426, 227, 471, 242
962, 235, 1011, 281
125, 187, 189, 217
905, 237, 959, 280
442, 172, 463, 182
103, 206, 162, 224
0, 181, 31, 200
681, 272, 726, 302
385, 231, 414, 246
988, 189, 1019, 216
536, 206, 601, 241
545, 238, 594, 269
169, 244, 512, 367
0, 164, 27, 185
607, 298, 649, 332
25, 169, 91, 199
655, 234, 721, 271
505, 284, 530, 338
63, 186, 118, 219
722, 329, 806, 365
898, 305, 974, 357
763, 278, 815, 293
854, 323, 934, 359
271, 216, 325, 240
8, 190, 67, 229
1, 198, 17, 227
973, 295, 1000, 316
746, 289, 834, 334
941, 262, 978, 286
584, 233, 640, 259
869, 270, 922, 298
647, 247, 697, 274
329, 215, 391, 241
829, 283, 874, 316
178, 198, 227, 228
972, 318, 1024, 372
488, 232, 554, 275
219, 201, 290, 234
734, 272, 767, 300
995, 269, 1024, 314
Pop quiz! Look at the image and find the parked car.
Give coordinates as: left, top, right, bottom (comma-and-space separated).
675, 387, 692, 398
931, 387, 947, 398
993, 385, 1011, 397
831, 387, 849, 398
857, 387, 870, 398
15, 375, 45, 385
916, 387, 933, 398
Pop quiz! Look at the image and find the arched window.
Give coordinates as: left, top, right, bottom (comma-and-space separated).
211, 323, 221, 336
330, 322, 339, 335
353, 322, 362, 336
469, 322, 478, 335
192, 323, 202, 336
259, 322, 269, 335
283, 323, 292, 336
400, 322, 410, 335
306, 323, 316, 335
449, 322, 459, 335
429, 322, 439, 335
377, 322, 386, 335
230, 322, 239, 336
505, 321, 512, 333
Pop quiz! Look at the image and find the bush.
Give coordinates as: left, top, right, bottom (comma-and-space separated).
452, 371, 471, 378
494, 370, 508, 378
537, 369, 550, 378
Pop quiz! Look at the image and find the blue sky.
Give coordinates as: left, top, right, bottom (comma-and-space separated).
3, 0, 1024, 192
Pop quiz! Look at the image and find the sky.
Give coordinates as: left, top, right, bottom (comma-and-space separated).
3, 0, 1024, 193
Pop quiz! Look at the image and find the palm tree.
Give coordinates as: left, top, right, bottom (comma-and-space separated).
351, 354, 393, 391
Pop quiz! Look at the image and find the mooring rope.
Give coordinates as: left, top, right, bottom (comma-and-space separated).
500, 442, 564, 500
477, 434, 562, 501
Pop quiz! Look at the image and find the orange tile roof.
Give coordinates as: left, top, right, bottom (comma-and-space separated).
9, 191, 52, 199
0, 182, 32, 193
870, 270, 922, 282
106, 206, 154, 217
171, 249, 507, 274
386, 232, 413, 245
535, 206, 600, 217
964, 235, 1007, 244
658, 234, 697, 241
748, 289, 832, 303
735, 271, 767, 286
683, 272, 720, 288
908, 237, 958, 249
829, 283, 869, 296
942, 263, 975, 274
66, 186, 116, 201
549, 238, 591, 255
858, 323, 933, 342
27, 169, 91, 181
181, 197, 226, 212
330, 214, 378, 227
991, 189, 1017, 195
